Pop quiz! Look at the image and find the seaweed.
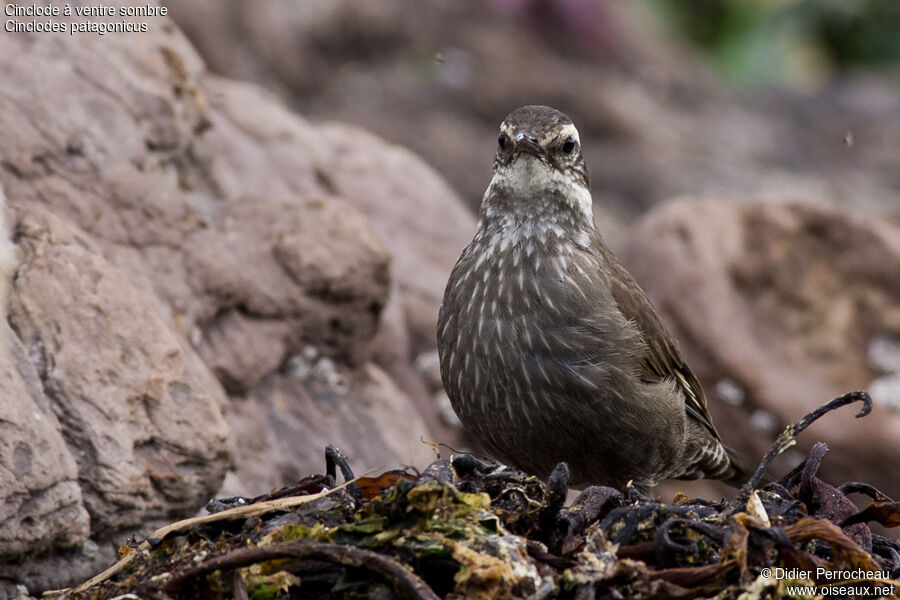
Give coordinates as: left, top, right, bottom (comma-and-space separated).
46, 392, 899, 599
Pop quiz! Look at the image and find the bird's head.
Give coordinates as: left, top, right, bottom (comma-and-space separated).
484, 105, 593, 230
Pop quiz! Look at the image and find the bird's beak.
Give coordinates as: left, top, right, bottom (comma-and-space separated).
514, 131, 542, 157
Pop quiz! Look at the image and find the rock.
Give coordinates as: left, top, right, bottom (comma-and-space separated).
315, 122, 476, 357
178, 80, 449, 486
2, 539, 116, 600
617, 199, 900, 498
183, 191, 391, 382
312, 123, 476, 443
0, 321, 89, 560
224, 363, 435, 494
0, 1, 462, 592
8, 203, 232, 533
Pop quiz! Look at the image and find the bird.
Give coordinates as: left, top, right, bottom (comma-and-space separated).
437, 105, 749, 492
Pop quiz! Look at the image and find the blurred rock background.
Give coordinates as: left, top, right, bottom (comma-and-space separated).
0, 0, 898, 595
165, 0, 900, 488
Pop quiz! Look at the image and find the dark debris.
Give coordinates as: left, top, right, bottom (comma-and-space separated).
47, 391, 899, 599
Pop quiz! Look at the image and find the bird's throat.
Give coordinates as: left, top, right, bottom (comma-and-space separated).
486, 156, 592, 218
480, 157, 593, 248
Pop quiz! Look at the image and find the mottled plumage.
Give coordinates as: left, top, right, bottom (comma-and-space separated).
438, 105, 748, 491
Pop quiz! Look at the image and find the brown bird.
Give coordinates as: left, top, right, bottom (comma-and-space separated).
437, 105, 749, 491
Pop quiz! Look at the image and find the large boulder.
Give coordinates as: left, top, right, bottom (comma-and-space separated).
0, 1, 468, 593
618, 199, 900, 498
8, 203, 232, 532
0, 322, 89, 561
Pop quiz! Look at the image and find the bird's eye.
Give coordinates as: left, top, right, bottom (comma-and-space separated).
562, 136, 577, 154
497, 132, 508, 150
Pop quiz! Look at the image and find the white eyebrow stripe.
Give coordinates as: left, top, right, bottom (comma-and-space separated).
558, 123, 580, 144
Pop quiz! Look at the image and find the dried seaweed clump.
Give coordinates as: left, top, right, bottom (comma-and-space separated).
48, 392, 899, 599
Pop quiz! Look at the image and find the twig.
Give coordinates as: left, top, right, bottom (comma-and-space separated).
64, 475, 366, 594
838, 482, 894, 503
232, 570, 249, 600
798, 442, 829, 505
325, 444, 355, 483
325, 444, 361, 503
734, 391, 872, 506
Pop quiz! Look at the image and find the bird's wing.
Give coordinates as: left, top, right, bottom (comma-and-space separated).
595, 238, 720, 439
